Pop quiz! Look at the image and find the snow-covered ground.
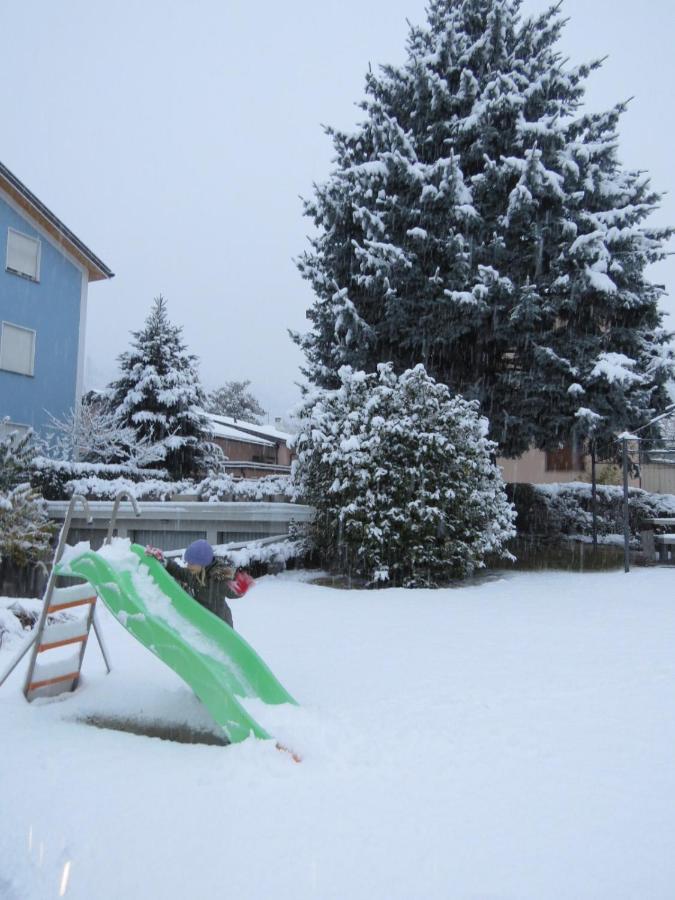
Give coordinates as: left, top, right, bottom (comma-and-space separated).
2, 567, 675, 899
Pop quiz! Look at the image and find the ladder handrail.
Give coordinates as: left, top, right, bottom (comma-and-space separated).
105, 490, 141, 544
9, 493, 144, 696
55, 494, 92, 564
1, 494, 92, 689
21, 494, 92, 697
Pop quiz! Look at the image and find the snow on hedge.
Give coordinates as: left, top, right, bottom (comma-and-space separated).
510, 480, 675, 544
32, 457, 169, 478
197, 473, 293, 502
30, 455, 294, 503
63, 477, 189, 502
30, 456, 175, 501
222, 538, 305, 570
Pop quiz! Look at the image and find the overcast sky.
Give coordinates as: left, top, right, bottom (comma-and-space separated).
2, 0, 673, 420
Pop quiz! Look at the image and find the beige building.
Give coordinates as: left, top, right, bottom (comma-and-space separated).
498, 445, 587, 485
499, 443, 643, 489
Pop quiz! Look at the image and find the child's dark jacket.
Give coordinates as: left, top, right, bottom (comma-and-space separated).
165, 558, 236, 627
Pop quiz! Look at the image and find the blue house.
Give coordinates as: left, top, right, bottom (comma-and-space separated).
0, 160, 113, 438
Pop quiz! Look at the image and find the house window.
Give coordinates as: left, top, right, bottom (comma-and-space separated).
545, 442, 585, 472
0, 321, 36, 376
6, 228, 41, 281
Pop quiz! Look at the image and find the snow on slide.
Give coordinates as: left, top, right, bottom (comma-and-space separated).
57, 539, 298, 744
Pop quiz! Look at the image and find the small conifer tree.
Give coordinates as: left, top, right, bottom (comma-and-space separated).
206, 380, 266, 423
108, 296, 213, 478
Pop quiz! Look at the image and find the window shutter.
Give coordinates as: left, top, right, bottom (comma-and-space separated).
6, 229, 40, 280
545, 443, 585, 472
0, 322, 36, 375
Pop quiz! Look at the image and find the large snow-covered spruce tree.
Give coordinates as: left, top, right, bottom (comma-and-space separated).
108, 297, 213, 479
295, 0, 673, 457
292, 364, 516, 585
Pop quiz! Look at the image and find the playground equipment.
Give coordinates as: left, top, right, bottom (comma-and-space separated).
0, 494, 113, 696
0, 491, 298, 747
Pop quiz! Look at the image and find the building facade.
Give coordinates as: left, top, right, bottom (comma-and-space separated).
207, 414, 294, 478
498, 445, 587, 485
0, 161, 113, 438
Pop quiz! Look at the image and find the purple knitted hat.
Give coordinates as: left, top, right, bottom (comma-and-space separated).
184, 540, 214, 567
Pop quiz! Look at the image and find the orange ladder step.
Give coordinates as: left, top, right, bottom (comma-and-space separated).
48, 596, 96, 614
28, 671, 80, 692
38, 634, 88, 653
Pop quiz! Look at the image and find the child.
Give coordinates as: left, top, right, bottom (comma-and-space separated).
145, 540, 253, 628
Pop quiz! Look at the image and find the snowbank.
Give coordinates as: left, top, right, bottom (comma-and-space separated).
3, 568, 675, 898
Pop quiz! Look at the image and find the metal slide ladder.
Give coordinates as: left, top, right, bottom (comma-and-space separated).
23, 580, 106, 698
0, 491, 140, 698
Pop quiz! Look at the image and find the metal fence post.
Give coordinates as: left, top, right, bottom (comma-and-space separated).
622, 437, 630, 573
591, 440, 598, 550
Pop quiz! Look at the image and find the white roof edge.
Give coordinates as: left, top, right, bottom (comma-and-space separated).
209, 421, 275, 446
204, 412, 293, 443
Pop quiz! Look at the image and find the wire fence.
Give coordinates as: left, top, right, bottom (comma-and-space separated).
636, 439, 675, 496
608, 436, 675, 572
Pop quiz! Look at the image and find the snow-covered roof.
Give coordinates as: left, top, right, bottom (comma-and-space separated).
207, 417, 275, 447
0, 160, 114, 282
206, 414, 293, 445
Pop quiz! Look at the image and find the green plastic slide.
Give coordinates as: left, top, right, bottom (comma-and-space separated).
57, 544, 297, 744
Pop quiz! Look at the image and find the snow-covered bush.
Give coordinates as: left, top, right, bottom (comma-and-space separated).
30, 457, 173, 501
0, 485, 54, 568
0, 424, 32, 491
29, 456, 295, 502
0, 600, 31, 650
0, 429, 55, 569
0, 598, 75, 651
197, 473, 293, 502
508, 482, 675, 543
64, 476, 190, 501
221, 538, 307, 575
292, 364, 516, 585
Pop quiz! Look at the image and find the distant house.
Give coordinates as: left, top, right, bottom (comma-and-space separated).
206, 414, 293, 478
499, 441, 645, 490
499, 444, 588, 485
0, 160, 113, 438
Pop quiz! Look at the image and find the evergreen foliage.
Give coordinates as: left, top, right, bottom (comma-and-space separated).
295, 0, 673, 456
291, 363, 516, 584
0, 427, 54, 568
0, 425, 34, 491
207, 380, 266, 423
108, 296, 216, 479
